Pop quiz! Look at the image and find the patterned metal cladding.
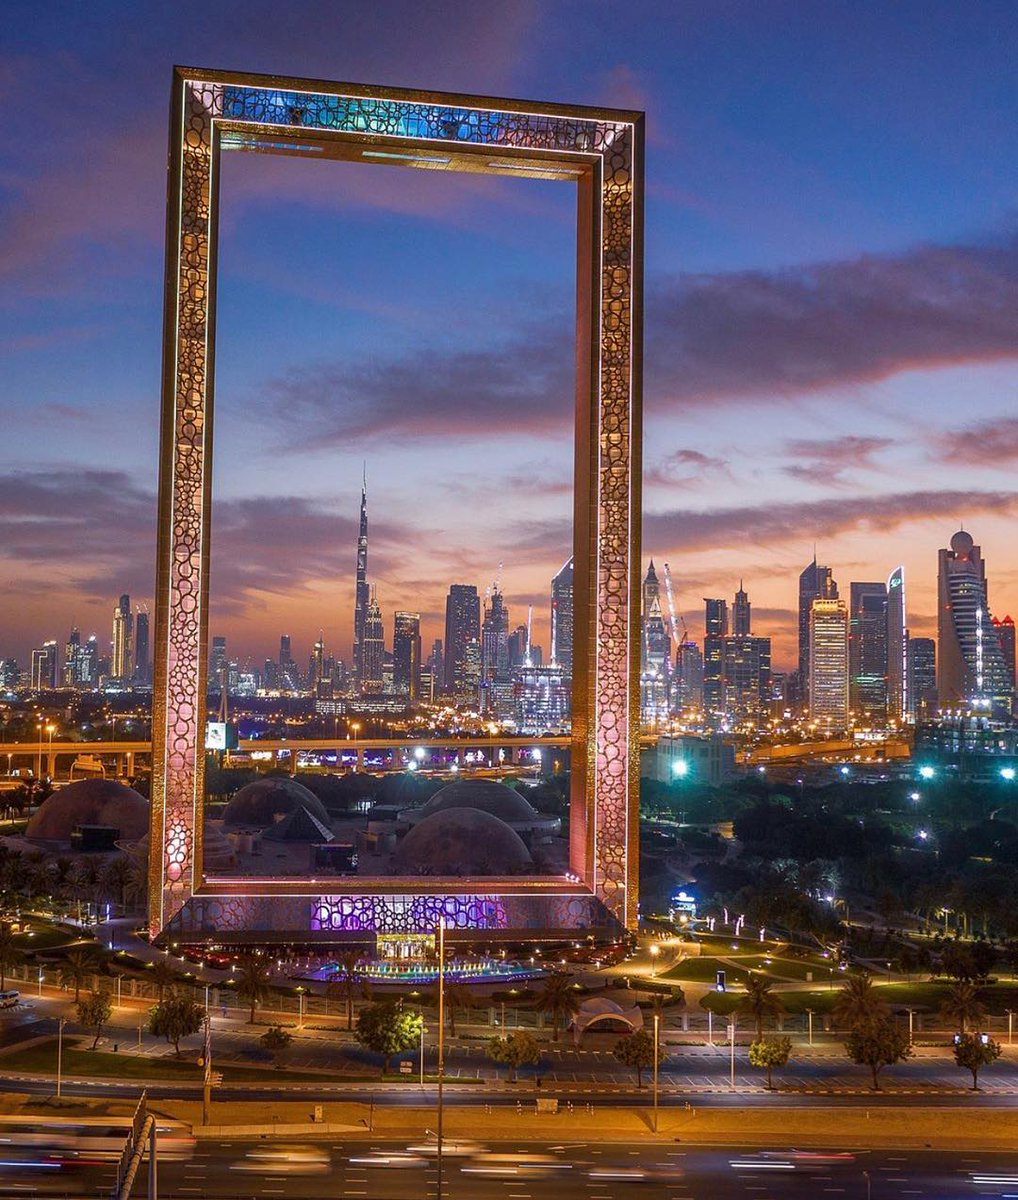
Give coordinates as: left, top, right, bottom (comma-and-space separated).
151, 67, 642, 939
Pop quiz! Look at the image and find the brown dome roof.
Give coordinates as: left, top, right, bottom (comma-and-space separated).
418, 778, 539, 822
223, 777, 329, 827
27, 779, 149, 842
392, 808, 533, 876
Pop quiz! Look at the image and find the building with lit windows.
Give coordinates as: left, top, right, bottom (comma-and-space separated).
393, 611, 422, 701
550, 557, 573, 673
809, 597, 849, 729
849, 582, 887, 719
443, 584, 480, 697
798, 557, 837, 707
908, 636, 936, 717
937, 530, 1011, 711
886, 567, 908, 722
703, 598, 728, 714
112, 593, 133, 680
362, 590, 384, 694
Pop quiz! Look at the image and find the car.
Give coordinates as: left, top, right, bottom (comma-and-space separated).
348, 1151, 427, 1169
463, 1152, 572, 1178
406, 1138, 486, 1158
231, 1143, 329, 1175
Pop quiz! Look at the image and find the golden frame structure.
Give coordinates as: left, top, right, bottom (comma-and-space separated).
149, 66, 643, 943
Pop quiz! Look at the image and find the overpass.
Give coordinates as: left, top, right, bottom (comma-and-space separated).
745, 737, 912, 766
0, 736, 574, 781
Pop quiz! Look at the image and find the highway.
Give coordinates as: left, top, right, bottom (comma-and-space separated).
28, 1138, 1018, 1199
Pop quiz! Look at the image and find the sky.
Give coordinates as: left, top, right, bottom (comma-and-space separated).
3, 0, 1018, 673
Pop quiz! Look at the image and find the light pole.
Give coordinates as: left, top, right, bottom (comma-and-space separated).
56, 1018, 65, 1098
37, 967, 43, 998
907, 1008, 914, 1046
296, 987, 305, 1030
46, 724, 55, 780
652, 1011, 660, 1133
1009, 1010, 1015, 1047
420, 1023, 427, 1087
650, 944, 660, 978
437, 918, 446, 1200
729, 1017, 737, 1090
116, 974, 122, 1009
806, 1008, 813, 1047
35, 723, 42, 780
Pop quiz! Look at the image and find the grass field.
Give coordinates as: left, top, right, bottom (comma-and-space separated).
0, 1042, 359, 1084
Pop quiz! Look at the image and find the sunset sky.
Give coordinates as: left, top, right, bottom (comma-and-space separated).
3, 1, 1018, 673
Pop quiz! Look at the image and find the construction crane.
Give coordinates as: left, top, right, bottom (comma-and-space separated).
484, 560, 504, 603
662, 562, 682, 648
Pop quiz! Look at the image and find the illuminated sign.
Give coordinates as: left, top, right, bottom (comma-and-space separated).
204, 722, 238, 751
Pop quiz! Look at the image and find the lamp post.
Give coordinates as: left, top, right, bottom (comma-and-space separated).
420, 1023, 427, 1087
907, 1008, 914, 1046
296, 987, 305, 1030
46, 724, 55, 780
652, 1011, 660, 1133
437, 918, 446, 1200
35, 722, 42, 780
56, 1018, 65, 1098
729, 1017, 737, 1090
806, 1008, 813, 1047
650, 944, 660, 978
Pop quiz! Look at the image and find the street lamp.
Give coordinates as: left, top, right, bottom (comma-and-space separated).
1001, 767, 1017, 782
436, 918, 446, 1200
296, 986, 305, 1029
918, 765, 936, 781
671, 760, 689, 779
652, 1010, 660, 1133
650, 944, 660, 978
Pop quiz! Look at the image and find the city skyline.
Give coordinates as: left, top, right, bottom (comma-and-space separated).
4, 5, 1018, 672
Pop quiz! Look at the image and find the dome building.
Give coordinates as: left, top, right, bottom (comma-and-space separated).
398, 778, 560, 844
391, 807, 533, 876
223, 777, 330, 828
26, 779, 149, 844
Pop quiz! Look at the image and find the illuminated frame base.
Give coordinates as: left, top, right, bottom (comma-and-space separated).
149, 67, 643, 945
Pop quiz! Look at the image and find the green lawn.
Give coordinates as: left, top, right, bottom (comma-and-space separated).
15, 924, 80, 952
0, 1042, 363, 1084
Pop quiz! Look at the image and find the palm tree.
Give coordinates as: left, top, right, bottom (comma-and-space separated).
536, 973, 582, 1042
940, 981, 986, 1034
234, 955, 272, 1024
0, 924, 24, 991
59, 947, 99, 1003
440, 980, 474, 1038
737, 976, 785, 1038
325, 950, 362, 1030
123, 862, 148, 914
99, 858, 131, 911
147, 959, 182, 1003
831, 973, 887, 1031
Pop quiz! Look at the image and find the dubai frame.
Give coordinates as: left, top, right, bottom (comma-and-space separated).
149, 67, 644, 948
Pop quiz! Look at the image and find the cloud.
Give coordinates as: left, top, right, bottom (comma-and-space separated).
933, 415, 1018, 465
647, 235, 1018, 405
781, 434, 894, 485
645, 448, 729, 488
260, 321, 573, 446
643, 488, 1018, 552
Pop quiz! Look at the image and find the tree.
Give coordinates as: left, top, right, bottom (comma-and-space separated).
77, 988, 113, 1050
612, 1029, 662, 1088
147, 959, 183, 1003
148, 992, 205, 1057
59, 948, 99, 1004
844, 1018, 913, 1090
748, 1036, 792, 1090
831, 973, 887, 1031
234, 955, 272, 1024
325, 950, 362, 1030
953, 1032, 1002, 1090
436, 979, 474, 1038
736, 976, 784, 1038
487, 1030, 541, 1083
940, 981, 986, 1034
0, 923, 24, 990
355, 1001, 423, 1075
536, 973, 582, 1042
260, 1026, 293, 1057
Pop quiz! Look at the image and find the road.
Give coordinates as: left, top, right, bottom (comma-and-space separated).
33, 1138, 1018, 1199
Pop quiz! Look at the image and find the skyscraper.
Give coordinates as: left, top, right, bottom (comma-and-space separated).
641, 562, 671, 677
798, 557, 837, 705
848, 582, 887, 719
995, 615, 1016, 699
444, 584, 480, 695
112, 593, 133, 679
63, 627, 80, 688
210, 636, 227, 692
351, 472, 369, 694
550, 557, 574, 673
732, 582, 751, 636
908, 637, 937, 718
393, 611, 422, 701
809, 597, 849, 729
134, 609, 150, 684
31, 642, 58, 689
937, 530, 1011, 709
886, 566, 908, 722
508, 624, 530, 667
673, 639, 704, 711
703, 598, 728, 713
481, 588, 511, 685
362, 588, 384, 693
